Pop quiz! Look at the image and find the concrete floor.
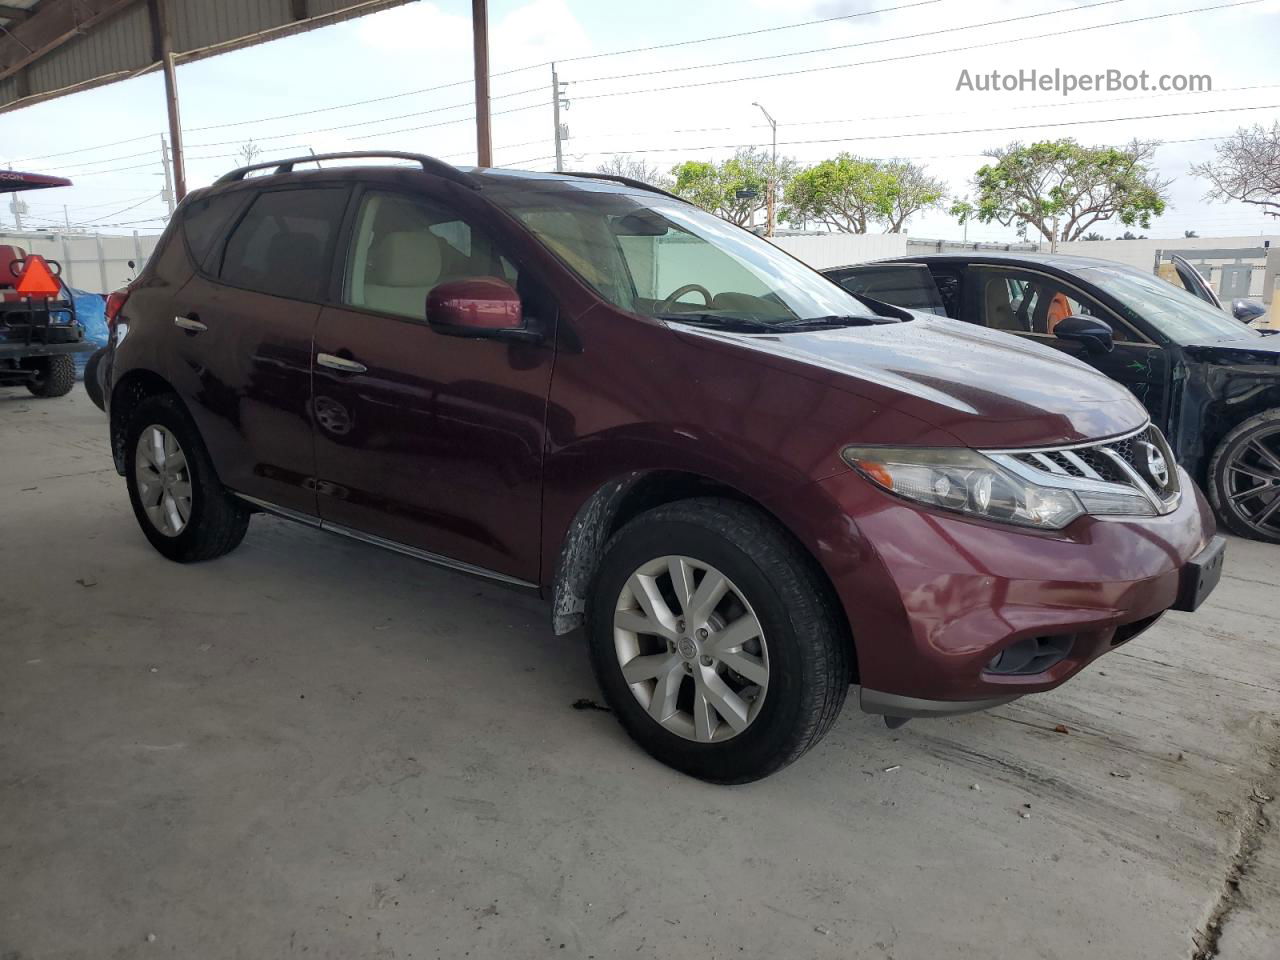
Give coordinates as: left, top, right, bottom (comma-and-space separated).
2, 390, 1277, 960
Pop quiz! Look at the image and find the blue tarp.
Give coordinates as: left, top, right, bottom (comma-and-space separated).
68, 287, 108, 380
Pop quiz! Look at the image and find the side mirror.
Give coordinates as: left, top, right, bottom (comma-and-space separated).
1054, 315, 1114, 355
426, 277, 536, 341
1231, 298, 1267, 324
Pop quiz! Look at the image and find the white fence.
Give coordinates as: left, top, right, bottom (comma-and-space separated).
0, 230, 163, 294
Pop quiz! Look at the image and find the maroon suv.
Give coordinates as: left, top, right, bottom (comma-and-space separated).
104, 152, 1224, 783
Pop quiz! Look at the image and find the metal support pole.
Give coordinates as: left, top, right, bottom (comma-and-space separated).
95, 233, 108, 293
472, 0, 492, 167
150, 0, 186, 202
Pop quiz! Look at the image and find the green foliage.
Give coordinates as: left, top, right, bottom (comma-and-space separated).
782, 155, 947, 233
670, 148, 796, 226
957, 139, 1170, 244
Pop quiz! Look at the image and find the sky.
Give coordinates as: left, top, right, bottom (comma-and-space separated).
1, 0, 1278, 242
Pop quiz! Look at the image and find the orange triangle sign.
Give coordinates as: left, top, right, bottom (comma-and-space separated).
15, 255, 61, 298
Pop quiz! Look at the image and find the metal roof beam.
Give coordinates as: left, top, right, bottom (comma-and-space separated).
0, 4, 34, 21
0, 0, 140, 83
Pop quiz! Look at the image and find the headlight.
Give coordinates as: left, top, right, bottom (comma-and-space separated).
842, 446, 1086, 529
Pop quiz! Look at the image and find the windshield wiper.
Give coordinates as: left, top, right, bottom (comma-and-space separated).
772, 314, 894, 329
656, 313, 778, 332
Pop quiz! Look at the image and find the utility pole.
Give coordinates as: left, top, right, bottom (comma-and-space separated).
64, 205, 72, 232
551, 63, 570, 172
9, 193, 23, 231
160, 135, 176, 218
471, 0, 492, 167
752, 101, 778, 237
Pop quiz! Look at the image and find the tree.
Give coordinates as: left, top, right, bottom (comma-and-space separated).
1082, 231, 1106, 241
237, 140, 261, 166
781, 153, 895, 233
1184, 229, 1199, 238
1190, 122, 1280, 219
951, 139, 1170, 247
670, 148, 796, 226
881, 160, 948, 232
596, 155, 671, 189
1121, 230, 1148, 240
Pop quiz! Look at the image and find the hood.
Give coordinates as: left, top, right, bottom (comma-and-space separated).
1183, 332, 1280, 367
674, 313, 1149, 449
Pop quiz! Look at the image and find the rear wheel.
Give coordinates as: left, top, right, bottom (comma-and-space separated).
586, 498, 849, 783
24, 355, 75, 398
124, 394, 250, 562
1209, 410, 1280, 544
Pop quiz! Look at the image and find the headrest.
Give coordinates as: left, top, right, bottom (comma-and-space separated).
0, 244, 27, 288
368, 231, 443, 288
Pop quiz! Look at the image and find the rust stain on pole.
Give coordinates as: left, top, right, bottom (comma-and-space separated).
472, 0, 492, 168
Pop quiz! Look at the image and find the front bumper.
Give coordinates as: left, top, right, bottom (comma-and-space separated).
802, 465, 1219, 712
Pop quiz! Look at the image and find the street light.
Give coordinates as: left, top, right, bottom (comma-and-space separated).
752, 101, 778, 237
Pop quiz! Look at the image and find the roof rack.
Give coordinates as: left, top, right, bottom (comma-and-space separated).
214, 151, 478, 190
558, 171, 686, 204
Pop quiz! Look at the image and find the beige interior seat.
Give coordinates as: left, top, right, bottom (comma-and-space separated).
984, 279, 1020, 331
361, 231, 444, 319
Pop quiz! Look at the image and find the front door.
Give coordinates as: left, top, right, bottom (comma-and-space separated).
311, 186, 556, 582
172, 185, 350, 516
967, 266, 1172, 425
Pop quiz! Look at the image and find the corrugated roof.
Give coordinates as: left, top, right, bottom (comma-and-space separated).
1, 0, 414, 115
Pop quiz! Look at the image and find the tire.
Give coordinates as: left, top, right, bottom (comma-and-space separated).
124, 394, 250, 562
83, 347, 107, 411
24, 355, 76, 398
1208, 409, 1280, 544
585, 497, 849, 784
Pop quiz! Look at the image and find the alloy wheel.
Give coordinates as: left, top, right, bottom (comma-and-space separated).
135, 424, 193, 537
612, 555, 769, 743
1222, 425, 1280, 538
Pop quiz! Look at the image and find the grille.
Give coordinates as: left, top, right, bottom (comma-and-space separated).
1010, 426, 1176, 497
994, 424, 1181, 515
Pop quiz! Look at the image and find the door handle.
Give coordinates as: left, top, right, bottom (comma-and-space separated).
316, 352, 368, 374
173, 315, 207, 333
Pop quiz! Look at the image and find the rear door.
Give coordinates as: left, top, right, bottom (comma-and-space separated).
827, 263, 947, 315
310, 184, 557, 582
170, 184, 350, 516
965, 265, 1172, 423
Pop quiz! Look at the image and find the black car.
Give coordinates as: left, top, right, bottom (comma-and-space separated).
825, 253, 1280, 543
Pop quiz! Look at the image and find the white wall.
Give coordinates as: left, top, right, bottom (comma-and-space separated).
770, 233, 910, 269
1056, 234, 1279, 297
0, 230, 161, 293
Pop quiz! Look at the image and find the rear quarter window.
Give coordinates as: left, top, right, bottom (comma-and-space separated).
181, 192, 245, 270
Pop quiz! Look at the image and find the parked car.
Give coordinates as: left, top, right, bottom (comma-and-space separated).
826, 254, 1280, 544
1165, 253, 1268, 325
104, 153, 1222, 782
1, 244, 93, 398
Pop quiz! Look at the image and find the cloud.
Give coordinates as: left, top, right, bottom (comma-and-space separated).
355, 2, 472, 52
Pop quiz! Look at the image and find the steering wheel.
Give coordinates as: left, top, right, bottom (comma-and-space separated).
658, 283, 713, 312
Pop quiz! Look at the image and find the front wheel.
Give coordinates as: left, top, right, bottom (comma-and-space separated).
124, 394, 250, 562
586, 498, 849, 783
1208, 410, 1280, 544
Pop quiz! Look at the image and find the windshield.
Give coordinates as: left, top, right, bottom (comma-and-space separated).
488, 185, 881, 327
1077, 265, 1259, 345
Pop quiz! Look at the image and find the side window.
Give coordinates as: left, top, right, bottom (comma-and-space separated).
976, 270, 1142, 341
181, 191, 244, 270
219, 187, 348, 301
344, 191, 519, 320
834, 265, 945, 315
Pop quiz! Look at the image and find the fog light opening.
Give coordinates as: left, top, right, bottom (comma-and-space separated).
984, 635, 1074, 676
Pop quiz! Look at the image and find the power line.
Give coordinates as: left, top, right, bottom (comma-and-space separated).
572, 0, 1266, 102
575, 0, 1132, 86
77, 192, 164, 225
581, 106, 1279, 158
4, 131, 162, 166
557, 0, 945, 64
